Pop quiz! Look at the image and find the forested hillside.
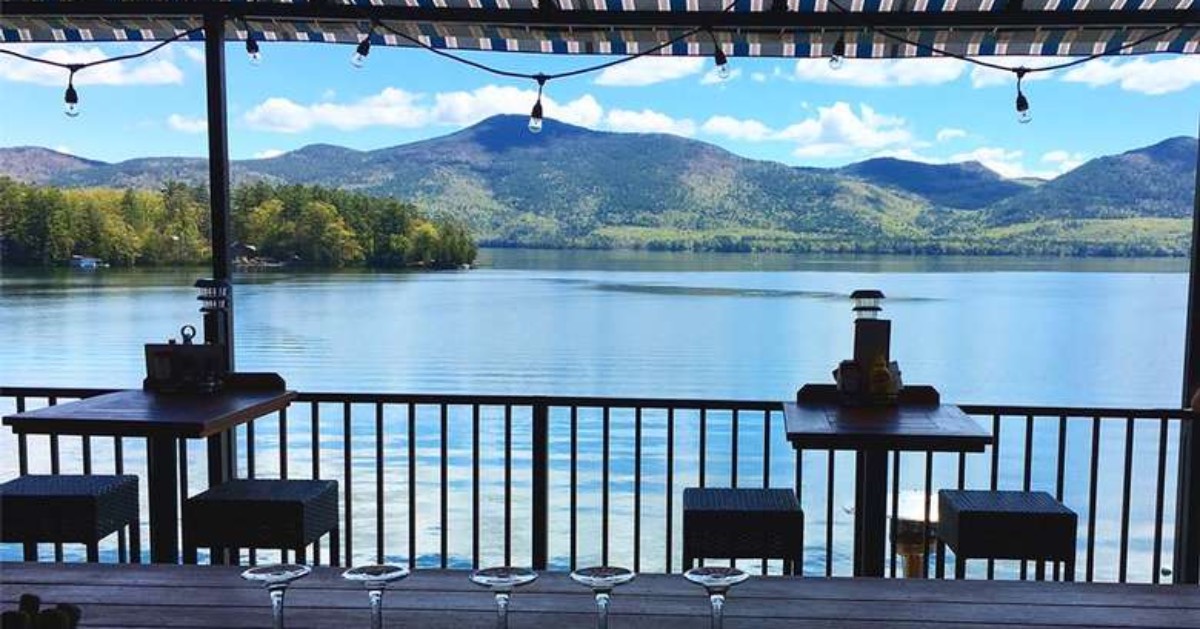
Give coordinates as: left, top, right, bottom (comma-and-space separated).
0, 178, 476, 269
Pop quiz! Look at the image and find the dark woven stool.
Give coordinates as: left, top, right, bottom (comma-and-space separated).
936, 490, 1077, 581
683, 488, 804, 575
182, 479, 339, 565
0, 474, 140, 563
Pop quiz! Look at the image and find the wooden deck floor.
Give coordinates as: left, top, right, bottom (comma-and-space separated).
2, 562, 1199, 628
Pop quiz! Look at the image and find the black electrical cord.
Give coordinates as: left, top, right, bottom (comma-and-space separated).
0, 27, 204, 70
821, 0, 1189, 74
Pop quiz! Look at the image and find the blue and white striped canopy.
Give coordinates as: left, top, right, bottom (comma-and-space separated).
1, 0, 1196, 58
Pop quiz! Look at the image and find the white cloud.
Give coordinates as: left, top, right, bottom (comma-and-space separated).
53, 145, 74, 155
432, 86, 604, 128
167, 113, 207, 134
942, 147, 1086, 180
701, 116, 775, 142
698, 103, 918, 159
1061, 56, 1200, 95
0, 45, 183, 86
604, 109, 696, 137
593, 57, 706, 87
792, 58, 964, 87
253, 149, 286, 159
700, 67, 742, 85
244, 85, 604, 134
781, 103, 915, 158
1041, 150, 1088, 174
181, 46, 206, 65
750, 72, 768, 83
245, 88, 428, 133
936, 128, 968, 142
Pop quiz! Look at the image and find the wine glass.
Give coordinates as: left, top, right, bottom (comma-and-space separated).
569, 566, 635, 629
469, 566, 538, 629
342, 564, 410, 629
241, 564, 312, 629
684, 566, 749, 629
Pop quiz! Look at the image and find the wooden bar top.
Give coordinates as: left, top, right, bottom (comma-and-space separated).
1, 388, 296, 438
2, 562, 1198, 628
785, 385, 992, 452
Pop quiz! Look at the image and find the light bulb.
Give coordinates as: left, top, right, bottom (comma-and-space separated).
1016, 92, 1031, 124
830, 36, 846, 70
63, 83, 79, 118
528, 100, 542, 132
246, 37, 261, 65
351, 39, 371, 68
712, 47, 730, 81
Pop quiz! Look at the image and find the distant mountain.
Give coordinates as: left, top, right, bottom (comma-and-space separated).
0, 147, 103, 184
985, 137, 1198, 226
1, 119, 1195, 255
839, 158, 1032, 209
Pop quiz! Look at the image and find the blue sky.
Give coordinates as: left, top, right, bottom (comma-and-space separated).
1, 39, 1197, 179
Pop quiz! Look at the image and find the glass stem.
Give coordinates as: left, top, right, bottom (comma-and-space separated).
494, 591, 511, 629
594, 591, 611, 629
709, 592, 726, 629
269, 585, 287, 629
369, 588, 384, 629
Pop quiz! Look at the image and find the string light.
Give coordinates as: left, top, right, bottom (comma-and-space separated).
1014, 68, 1032, 124
245, 30, 261, 65
0, 8, 1187, 128
829, 34, 846, 70
0, 28, 202, 121
529, 74, 547, 134
351, 34, 372, 68
63, 67, 80, 117
707, 29, 731, 81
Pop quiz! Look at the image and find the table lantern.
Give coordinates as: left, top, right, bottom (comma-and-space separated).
834, 289, 902, 405
851, 289, 884, 319
194, 279, 231, 354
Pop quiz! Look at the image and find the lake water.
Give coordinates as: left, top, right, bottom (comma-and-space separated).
0, 249, 1191, 578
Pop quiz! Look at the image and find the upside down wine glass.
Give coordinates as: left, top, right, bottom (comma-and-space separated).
569, 566, 636, 629
241, 564, 312, 629
342, 564, 411, 629
684, 566, 750, 629
469, 567, 538, 629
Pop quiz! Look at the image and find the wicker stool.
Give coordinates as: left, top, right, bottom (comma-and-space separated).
936, 490, 1077, 581
683, 488, 804, 575
0, 475, 140, 563
182, 479, 339, 565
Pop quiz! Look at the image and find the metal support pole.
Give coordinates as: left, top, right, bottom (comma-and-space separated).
531, 400, 549, 570
1176, 120, 1200, 584
204, 10, 234, 373
203, 14, 238, 566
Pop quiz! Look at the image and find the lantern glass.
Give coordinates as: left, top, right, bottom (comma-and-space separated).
854, 307, 880, 320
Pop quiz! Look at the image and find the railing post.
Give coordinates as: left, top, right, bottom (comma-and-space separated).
1175, 421, 1200, 584
532, 399, 549, 570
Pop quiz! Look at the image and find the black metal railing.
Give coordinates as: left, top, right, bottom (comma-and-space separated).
2, 386, 1196, 584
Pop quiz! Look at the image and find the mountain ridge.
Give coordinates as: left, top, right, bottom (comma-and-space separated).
2, 117, 1196, 255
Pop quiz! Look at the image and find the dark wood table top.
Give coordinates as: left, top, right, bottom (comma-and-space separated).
2, 562, 1198, 628
784, 399, 992, 452
1, 389, 296, 438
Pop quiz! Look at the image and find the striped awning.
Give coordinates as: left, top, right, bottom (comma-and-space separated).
1, 0, 1196, 58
